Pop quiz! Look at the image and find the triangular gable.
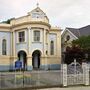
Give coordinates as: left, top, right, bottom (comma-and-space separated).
61, 28, 78, 39
28, 7, 46, 16
28, 7, 49, 20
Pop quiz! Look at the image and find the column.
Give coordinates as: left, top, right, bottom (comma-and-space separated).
27, 28, 29, 54
12, 31, 17, 70
62, 64, 67, 86
27, 27, 32, 70
10, 31, 13, 70
12, 31, 17, 61
43, 29, 46, 56
27, 27, 31, 55
42, 29, 46, 66
82, 63, 89, 85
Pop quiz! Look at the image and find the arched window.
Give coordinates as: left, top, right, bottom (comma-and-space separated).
50, 41, 54, 55
2, 39, 7, 55
66, 35, 70, 41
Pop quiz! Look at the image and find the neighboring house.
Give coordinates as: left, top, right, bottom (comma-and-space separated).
61, 28, 78, 53
61, 25, 90, 55
0, 6, 61, 71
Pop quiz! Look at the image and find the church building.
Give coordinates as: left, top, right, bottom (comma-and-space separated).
0, 5, 61, 71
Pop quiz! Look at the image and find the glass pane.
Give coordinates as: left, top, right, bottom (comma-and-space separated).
50, 41, 54, 55
34, 31, 40, 42
2, 39, 7, 55
19, 31, 25, 42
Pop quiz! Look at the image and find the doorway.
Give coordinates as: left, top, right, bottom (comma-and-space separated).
32, 50, 41, 69
18, 50, 27, 70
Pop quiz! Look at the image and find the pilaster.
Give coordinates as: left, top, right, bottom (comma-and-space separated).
62, 64, 67, 86
43, 29, 46, 56
82, 63, 89, 85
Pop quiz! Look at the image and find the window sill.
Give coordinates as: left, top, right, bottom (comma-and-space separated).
32, 41, 42, 43
50, 55, 55, 56
16, 42, 27, 44
48, 55, 57, 57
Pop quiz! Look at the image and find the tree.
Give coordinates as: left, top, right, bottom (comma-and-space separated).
1, 18, 15, 24
64, 45, 84, 64
72, 35, 90, 61
72, 35, 90, 50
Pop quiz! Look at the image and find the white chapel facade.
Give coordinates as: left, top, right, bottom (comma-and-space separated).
0, 6, 61, 71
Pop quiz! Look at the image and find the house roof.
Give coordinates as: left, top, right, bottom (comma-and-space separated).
66, 25, 90, 37
66, 28, 79, 37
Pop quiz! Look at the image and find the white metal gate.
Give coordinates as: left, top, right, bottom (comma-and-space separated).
67, 59, 83, 85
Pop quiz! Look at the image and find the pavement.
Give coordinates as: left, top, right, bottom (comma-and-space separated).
38, 86, 90, 90
1, 86, 90, 90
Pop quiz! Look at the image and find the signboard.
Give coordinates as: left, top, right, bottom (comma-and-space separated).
15, 60, 22, 69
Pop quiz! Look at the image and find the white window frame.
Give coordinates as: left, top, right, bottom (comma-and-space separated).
50, 40, 54, 55
33, 30, 40, 42
18, 31, 25, 43
2, 39, 7, 55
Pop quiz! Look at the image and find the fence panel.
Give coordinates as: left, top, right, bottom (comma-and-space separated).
0, 70, 62, 89
24, 71, 62, 87
0, 63, 90, 89
67, 74, 83, 85
0, 72, 24, 89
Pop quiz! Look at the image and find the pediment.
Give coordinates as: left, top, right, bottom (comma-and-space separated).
28, 7, 46, 16
27, 6, 49, 22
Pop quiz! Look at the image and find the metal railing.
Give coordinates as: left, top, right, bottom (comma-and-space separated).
67, 74, 84, 85
0, 70, 62, 89
0, 66, 90, 89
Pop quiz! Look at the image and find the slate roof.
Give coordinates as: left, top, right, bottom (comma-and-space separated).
66, 25, 90, 37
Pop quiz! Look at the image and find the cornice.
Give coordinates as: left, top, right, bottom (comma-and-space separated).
50, 29, 61, 32
11, 21, 51, 29
0, 24, 11, 32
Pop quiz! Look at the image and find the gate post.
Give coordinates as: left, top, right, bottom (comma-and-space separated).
62, 64, 67, 86
82, 63, 89, 85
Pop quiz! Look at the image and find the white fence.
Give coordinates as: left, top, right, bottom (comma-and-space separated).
0, 71, 62, 89
0, 62, 89, 89
62, 62, 89, 86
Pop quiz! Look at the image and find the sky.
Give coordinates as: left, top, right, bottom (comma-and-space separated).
0, 0, 90, 29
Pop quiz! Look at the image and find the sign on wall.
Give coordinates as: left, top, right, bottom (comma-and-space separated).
15, 60, 22, 69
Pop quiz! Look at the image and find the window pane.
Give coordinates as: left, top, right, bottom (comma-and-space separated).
2, 39, 7, 55
18, 31, 25, 42
66, 35, 70, 41
50, 41, 54, 55
34, 31, 40, 42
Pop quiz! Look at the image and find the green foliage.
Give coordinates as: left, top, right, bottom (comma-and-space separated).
64, 36, 90, 64
1, 18, 15, 24
72, 35, 90, 50
64, 46, 84, 64
72, 35, 90, 62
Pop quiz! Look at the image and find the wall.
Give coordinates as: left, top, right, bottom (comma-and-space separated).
0, 31, 11, 56
0, 31, 11, 71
